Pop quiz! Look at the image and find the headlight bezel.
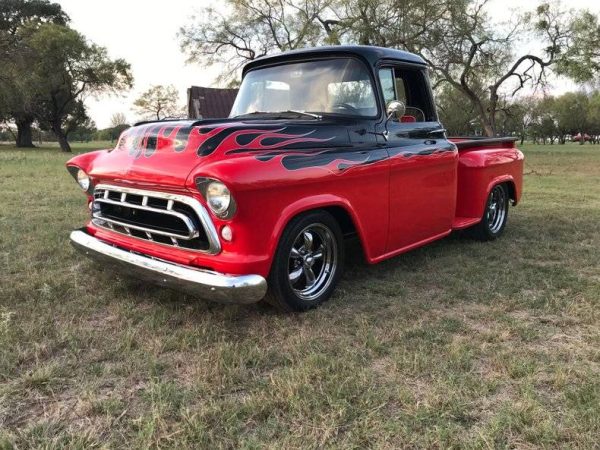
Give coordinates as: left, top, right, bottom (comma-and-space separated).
76, 169, 91, 191
195, 177, 237, 219
206, 181, 231, 215
67, 165, 94, 194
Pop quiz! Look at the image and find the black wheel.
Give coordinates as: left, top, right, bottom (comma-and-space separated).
265, 211, 344, 312
469, 183, 509, 241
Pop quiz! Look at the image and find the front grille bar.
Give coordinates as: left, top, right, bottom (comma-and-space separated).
91, 184, 221, 255
93, 196, 199, 240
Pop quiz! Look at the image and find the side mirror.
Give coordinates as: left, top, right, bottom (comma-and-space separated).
386, 100, 406, 120
382, 100, 406, 142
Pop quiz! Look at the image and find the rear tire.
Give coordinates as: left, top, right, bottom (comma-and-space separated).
469, 183, 509, 241
265, 211, 344, 312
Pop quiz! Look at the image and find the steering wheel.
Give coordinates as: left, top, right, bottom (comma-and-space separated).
332, 103, 359, 113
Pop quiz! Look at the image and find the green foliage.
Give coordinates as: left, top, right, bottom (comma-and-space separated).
0, 0, 70, 147
555, 12, 600, 83
20, 23, 132, 151
436, 84, 480, 136
436, 85, 600, 143
67, 115, 97, 142
0, 1, 132, 151
552, 93, 589, 137
0, 0, 67, 33
96, 123, 130, 142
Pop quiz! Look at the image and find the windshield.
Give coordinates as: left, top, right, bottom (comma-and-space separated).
230, 58, 378, 118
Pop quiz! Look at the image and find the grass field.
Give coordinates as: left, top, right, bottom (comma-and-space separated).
0, 142, 599, 448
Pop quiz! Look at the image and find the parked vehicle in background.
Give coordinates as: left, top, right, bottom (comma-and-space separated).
66, 46, 524, 312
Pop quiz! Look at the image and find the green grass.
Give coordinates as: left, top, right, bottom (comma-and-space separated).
0, 142, 599, 448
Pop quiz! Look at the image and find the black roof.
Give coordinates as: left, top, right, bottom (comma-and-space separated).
242, 45, 426, 75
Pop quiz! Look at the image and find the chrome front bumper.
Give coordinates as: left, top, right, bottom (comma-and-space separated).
70, 230, 267, 304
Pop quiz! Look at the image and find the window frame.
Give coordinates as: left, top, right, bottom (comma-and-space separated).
376, 60, 439, 124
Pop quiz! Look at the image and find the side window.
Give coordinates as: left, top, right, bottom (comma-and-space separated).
378, 66, 434, 123
379, 68, 396, 105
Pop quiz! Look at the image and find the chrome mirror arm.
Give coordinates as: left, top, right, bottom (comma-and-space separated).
382, 100, 406, 142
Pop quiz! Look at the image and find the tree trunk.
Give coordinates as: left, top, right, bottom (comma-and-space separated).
579, 132, 584, 145
52, 123, 71, 152
481, 120, 494, 137
15, 116, 35, 148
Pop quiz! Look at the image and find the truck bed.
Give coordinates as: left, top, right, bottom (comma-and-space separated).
449, 136, 519, 150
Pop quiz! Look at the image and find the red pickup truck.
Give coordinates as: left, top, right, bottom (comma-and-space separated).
67, 46, 523, 311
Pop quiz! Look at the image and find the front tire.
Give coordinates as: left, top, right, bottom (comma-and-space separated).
265, 211, 344, 312
469, 183, 509, 241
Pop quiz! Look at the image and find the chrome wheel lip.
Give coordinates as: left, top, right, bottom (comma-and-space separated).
288, 224, 337, 301
487, 186, 507, 234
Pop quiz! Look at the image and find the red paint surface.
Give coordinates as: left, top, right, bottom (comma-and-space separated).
67, 122, 523, 277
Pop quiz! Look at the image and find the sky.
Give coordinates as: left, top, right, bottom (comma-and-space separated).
56, 0, 600, 129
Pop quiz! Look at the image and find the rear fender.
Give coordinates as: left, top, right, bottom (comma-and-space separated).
486, 175, 518, 206
468, 175, 516, 220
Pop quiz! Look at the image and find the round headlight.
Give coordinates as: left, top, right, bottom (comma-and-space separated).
76, 169, 90, 191
206, 181, 231, 216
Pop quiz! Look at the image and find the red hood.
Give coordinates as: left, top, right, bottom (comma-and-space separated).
80, 119, 350, 190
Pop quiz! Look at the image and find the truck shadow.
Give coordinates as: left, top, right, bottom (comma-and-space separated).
105, 229, 478, 318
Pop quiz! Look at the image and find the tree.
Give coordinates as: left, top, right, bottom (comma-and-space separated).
554, 11, 600, 83
109, 112, 128, 128
338, 0, 600, 136
0, 0, 69, 147
552, 92, 590, 145
0, 0, 67, 34
25, 23, 133, 152
133, 85, 182, 121
108, 112, 130, 141
508, 96, 542, 145
179, 0, 339, 81
68, 114, 97, 142
587, 91, 600, 144
436, 83, 479, 136
181, 0, 600, 137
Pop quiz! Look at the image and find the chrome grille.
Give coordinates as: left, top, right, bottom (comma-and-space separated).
91, 184, 221, 254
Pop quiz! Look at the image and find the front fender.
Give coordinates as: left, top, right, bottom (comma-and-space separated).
266, 194, 368, 270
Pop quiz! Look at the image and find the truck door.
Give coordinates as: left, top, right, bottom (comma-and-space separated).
378, 65, 458, 253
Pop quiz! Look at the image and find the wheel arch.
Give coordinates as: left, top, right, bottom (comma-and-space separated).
486, 176, 517, 206
266, 195, 367, 272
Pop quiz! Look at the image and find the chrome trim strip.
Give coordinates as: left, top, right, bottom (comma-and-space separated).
93, 196, 199, 239
70, 230, 266, 304
94, 184, 221, 255
92, 216, 193, 240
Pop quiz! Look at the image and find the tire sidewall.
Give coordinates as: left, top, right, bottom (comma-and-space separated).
483, 184, 509, 239
268, 210, 344, 311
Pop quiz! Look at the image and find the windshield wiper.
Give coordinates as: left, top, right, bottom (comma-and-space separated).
233, 110, 322, 120
233, 111, 269, 118
283, 110, 322, 120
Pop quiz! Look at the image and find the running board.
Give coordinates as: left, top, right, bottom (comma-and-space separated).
452, 217, 480, 230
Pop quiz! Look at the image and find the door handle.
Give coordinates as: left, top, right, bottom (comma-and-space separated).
424, 140, 437, 145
